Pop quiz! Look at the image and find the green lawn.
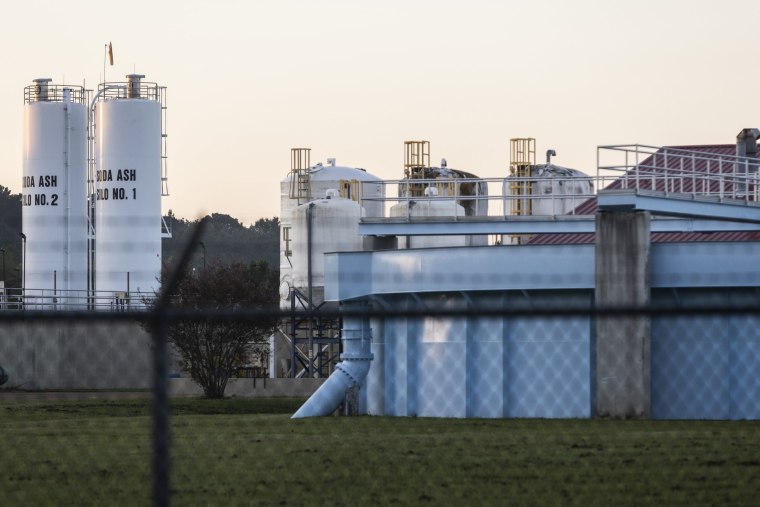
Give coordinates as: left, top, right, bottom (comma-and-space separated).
1, 397, 759, 506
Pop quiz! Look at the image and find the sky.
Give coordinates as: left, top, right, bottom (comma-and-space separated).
2, 0, 760, 225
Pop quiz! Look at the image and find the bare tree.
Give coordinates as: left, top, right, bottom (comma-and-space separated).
166, 261, 278, 398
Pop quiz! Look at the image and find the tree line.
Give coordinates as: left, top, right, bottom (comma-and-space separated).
0, 186, 22, 287
162, 211, 279, 274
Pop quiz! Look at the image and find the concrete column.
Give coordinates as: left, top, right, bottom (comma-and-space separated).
595, 211, 651, 418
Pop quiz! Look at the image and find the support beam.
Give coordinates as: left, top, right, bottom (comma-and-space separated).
358, 216, 760, 236
597, 190, 760, 223
595, 211, 651, 418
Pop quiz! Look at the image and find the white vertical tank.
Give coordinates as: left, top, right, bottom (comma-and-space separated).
291, 190, 363, 304
529, 165, 593, 216
503, 164, 593, 217
22, 79, 88, 303
390, 187, 466, 248
94, 74, 163, 296
280, 160, 383, 307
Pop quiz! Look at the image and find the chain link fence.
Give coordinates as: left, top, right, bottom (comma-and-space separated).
2, 298, 760, 505
2, 223, 760, 504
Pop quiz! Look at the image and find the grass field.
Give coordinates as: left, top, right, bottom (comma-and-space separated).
1, 397, 759, 506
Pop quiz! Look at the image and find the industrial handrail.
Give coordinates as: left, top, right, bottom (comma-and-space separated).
97, 81, 164, 101
23, 84, 88, 104
0, 287, 156, 311
359, 176, 596, 220
357, 144, 760, 221
597, 144, 760, 200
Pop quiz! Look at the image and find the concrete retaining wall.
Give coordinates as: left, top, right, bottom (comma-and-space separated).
169, 377, 326, 397
0, 319, 327, 396
0, 321, 153, 390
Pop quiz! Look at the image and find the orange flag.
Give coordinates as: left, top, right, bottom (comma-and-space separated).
108, 42, 114, 66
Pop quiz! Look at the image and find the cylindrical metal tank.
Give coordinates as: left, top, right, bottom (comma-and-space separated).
279, 160, 383, 307
290, 190, 363, 305
390, 187, 466, 248
503, 163, 593, 217
94, 74, 163, 296
22, 79, 88, 306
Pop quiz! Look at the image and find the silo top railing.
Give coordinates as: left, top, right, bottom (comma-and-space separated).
24, 84, 87, 105
98, 81, 164, 102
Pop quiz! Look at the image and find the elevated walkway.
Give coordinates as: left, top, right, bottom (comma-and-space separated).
597, 189, 760, 223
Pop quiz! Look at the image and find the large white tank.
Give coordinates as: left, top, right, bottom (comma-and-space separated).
94, 74, 163, 296
504, 164, 593, 217
397, 163, 488, 247
280, 160, 383, 307
21, 79, 88, 305
390, 187, 466, 248
290, 190, 363, 305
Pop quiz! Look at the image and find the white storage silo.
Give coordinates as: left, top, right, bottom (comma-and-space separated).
290, 190, 363, 305
22, 79, 88, 305
94, 74, 164, 296
279, 159, 384, 307
390, 187, 466, 248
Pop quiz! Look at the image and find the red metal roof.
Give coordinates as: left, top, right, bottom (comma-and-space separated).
528, 144, 760, 244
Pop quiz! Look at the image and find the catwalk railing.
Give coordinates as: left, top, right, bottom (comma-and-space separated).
0, 287, 155, 311
358, 144, 760, 220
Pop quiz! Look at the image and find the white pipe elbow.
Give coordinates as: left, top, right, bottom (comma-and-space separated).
291, 353, 372, 419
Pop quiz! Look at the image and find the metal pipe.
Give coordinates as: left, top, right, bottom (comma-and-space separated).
290, 288, 297, 378
307, 202, 315, 377
63, 93, 70, 293
19, 233, 26, 294
292, 324, 373, 418
87, 85, 122, 305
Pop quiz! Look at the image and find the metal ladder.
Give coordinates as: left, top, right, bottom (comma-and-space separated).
289, 148, 312, 204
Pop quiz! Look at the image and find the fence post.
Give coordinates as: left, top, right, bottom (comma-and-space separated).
152, 314, 170, 507
149, 217, 207, 506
